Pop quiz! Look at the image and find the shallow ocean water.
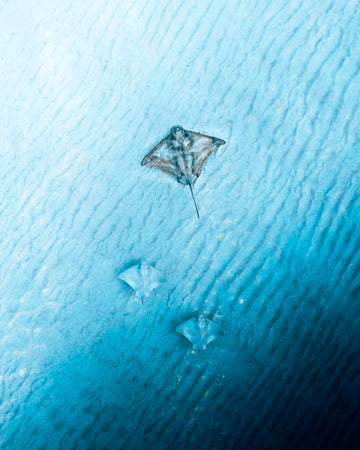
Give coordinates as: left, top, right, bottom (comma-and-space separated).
0, 0, 359, 449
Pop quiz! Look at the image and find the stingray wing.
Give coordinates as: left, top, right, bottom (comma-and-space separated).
118, 264, 143, 292
141, 263, 164, 296
201, 319, 221, 349
141, 138, 183, 179
186, 131, 226, 178
176, 318, 200, 350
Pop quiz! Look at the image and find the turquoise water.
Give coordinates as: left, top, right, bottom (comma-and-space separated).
0, 0, 359, 449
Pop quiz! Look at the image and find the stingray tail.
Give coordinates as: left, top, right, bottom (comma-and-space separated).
188, 183, 200, 219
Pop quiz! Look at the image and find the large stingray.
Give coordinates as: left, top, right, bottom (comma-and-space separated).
141, 126, 226, 218
118, 262, 164, 304
176, 313, 221, 353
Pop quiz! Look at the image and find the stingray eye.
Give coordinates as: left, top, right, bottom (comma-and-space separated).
171, 125, 185, 139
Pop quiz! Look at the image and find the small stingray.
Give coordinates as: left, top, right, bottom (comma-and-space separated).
176, 313, 221, 353
141, 125, 226, 218
118, 262, 164, 304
